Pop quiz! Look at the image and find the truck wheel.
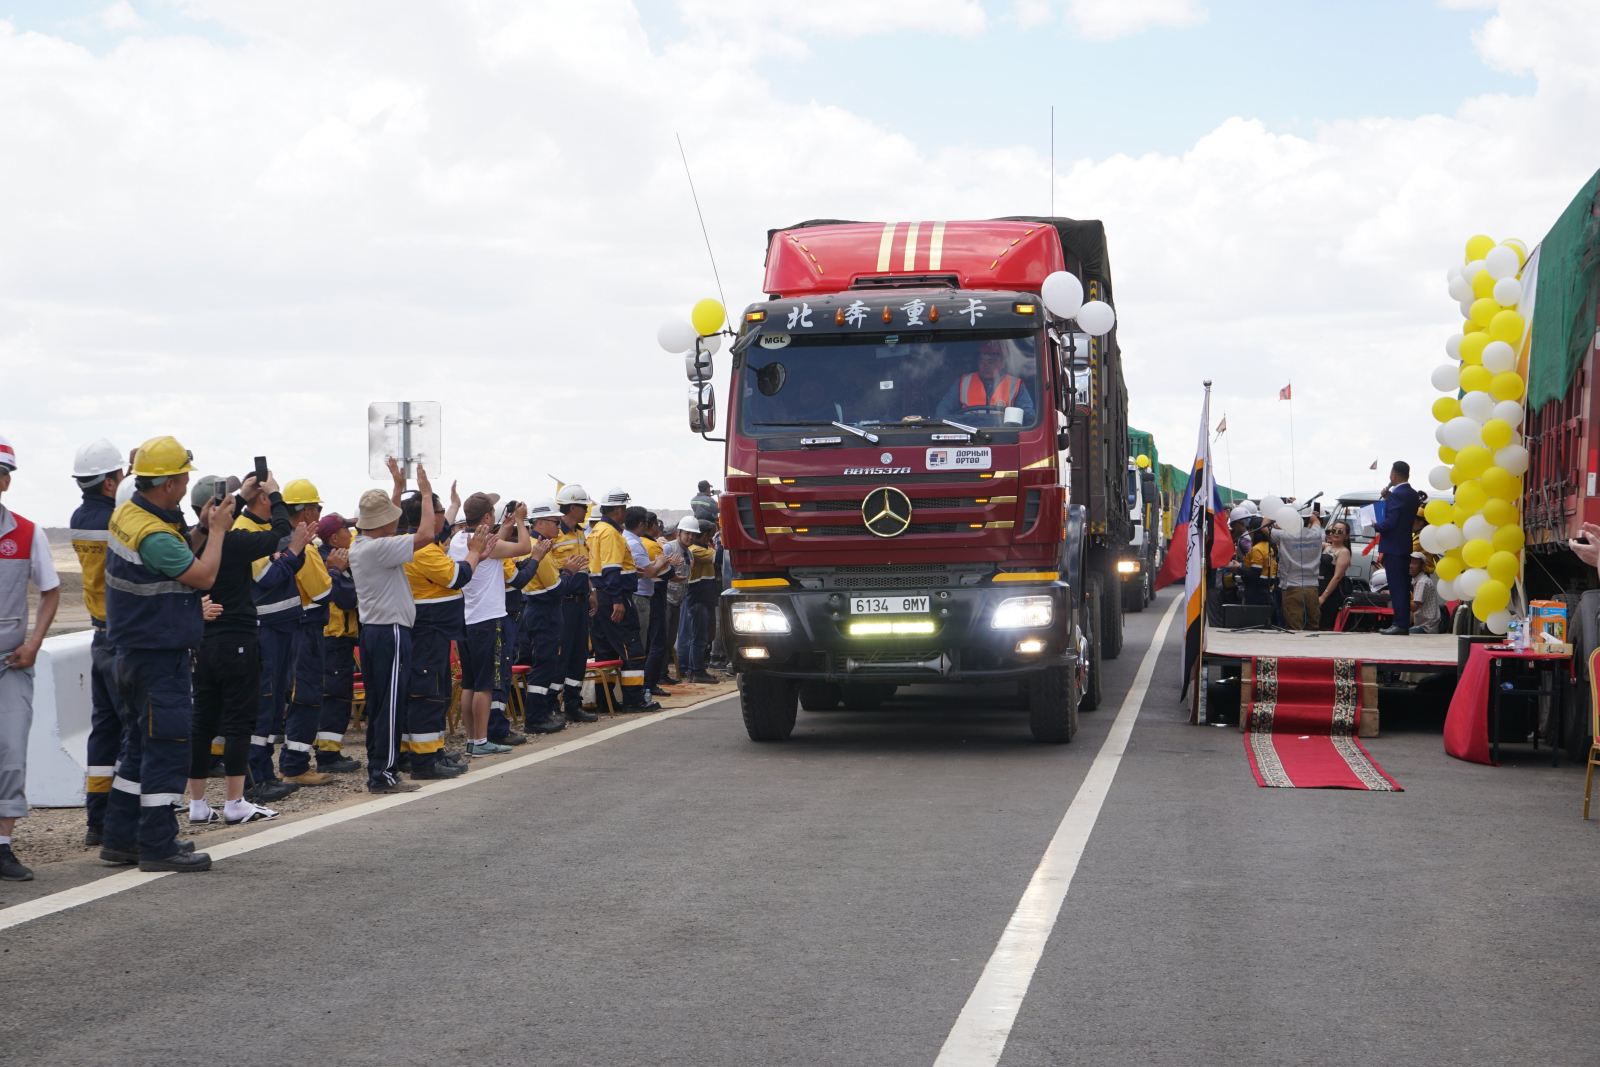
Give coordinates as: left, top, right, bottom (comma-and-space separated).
1029, 665, 1080, 743
799, 681, 842, 711
1102, 564, 1125, 660
740, 674, 798, 741
1081, 575, 1104, 711
1123, 576, 1145, 613
840, 683, 894, 709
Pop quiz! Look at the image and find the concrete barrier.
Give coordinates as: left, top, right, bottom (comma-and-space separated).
24, 630, 94, 808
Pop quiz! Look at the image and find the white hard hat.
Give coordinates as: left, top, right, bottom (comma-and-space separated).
73, 438, 122, 479
677, 516, 702, 534
0, 434, 13, 472
1229, 505, 1251, 523
1243, 500, 1259, 514
598, 486, 631, 508
524, 498, 562, 523
555, 484, 591, 507
115, 475, 136, 506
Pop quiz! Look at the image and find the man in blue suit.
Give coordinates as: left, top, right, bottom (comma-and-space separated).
1374, 461, 1420, 634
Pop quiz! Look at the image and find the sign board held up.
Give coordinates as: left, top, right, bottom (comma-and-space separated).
368, 402, 441, 479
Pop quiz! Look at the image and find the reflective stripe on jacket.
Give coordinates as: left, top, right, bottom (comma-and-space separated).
106, 495, 202, 650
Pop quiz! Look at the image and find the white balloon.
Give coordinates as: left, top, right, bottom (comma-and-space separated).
1495, 444, 1530, 476
697, 332, 723, 355
1076, 299, 1115, 336
1457, 567, 1489, 599
1430, 364, 1460, 391
1492, 276, 1523, 308
1039, 271, 1084, 318
1492, 399, 1524, 427
1428, 465, 1453, 492
1459, 298, 1475, 319
1445, 334, 1463, 361
1447, 263, 1463, 281
1435, 423, 1451, 445
657, 320, 698, 354
1434, 523, 1464, 550
1444, 416, 1484, 451
1464, 259, 1486, 282
1486, 609, 1511, 635
1460, 391, 1495, 422
1275, 507, 1302, 530
1435, 576, 1459, 601
1463, 514, 1495, 542
1259, 496, 1283, 517
1485, 245, 1521, 281
1418, 525, 1441, 553
1448, 275, 1475, 303
1480, 340, 1516, 374
1243, 499, 1259, 514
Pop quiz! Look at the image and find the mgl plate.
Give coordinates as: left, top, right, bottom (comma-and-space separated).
852, 595, 930, 614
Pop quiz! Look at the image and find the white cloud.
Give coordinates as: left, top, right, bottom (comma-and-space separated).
100, 2, 143, 31
1065, 0, 1206, 40
0, 0, 1594, 528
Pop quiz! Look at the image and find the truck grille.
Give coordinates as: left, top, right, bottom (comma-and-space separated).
832, 574, 947, 589
780, 472, 997, 487
803, 497, 971, 511
798, 523, 962, 537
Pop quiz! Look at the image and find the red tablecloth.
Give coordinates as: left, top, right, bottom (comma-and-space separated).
1444, 645, 1572, 765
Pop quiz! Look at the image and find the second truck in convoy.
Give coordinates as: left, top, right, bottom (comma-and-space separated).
686, 217, 1135, 743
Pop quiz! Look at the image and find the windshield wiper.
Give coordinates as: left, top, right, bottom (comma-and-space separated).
861, 418, 991, 443
752, 420, 881, 444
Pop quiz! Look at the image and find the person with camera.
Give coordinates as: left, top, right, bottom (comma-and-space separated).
314, 513, 362, 774
451, 493, 528, 755
184, 471, 301, 825
277, 479, 339, 786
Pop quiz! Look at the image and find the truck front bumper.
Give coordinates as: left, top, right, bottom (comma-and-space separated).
718, 582, 1075, 685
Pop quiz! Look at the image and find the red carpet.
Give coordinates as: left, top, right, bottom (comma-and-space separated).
1244, 656, 1402, 791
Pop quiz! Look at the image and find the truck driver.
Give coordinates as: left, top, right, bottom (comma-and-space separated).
934, 340, 1036, 424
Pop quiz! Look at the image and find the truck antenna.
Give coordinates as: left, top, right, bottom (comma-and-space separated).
676, 133, 729, 317
1050, 105, 1055, 217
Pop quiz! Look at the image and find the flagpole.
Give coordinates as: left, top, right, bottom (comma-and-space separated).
1222, 410, 1234, 504
1288, 385, 1298, 501
1192, 380, 1212, 724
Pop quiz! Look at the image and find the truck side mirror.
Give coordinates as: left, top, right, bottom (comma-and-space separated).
685, 351, 713, 381
1056, 429, 1070, 452
688, 383, 717, 434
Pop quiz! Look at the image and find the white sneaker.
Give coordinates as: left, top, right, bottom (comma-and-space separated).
224, 802, 279, 825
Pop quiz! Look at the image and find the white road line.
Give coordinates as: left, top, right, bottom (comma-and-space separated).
0, 692, 732, 933
933, 594, 1181, 1066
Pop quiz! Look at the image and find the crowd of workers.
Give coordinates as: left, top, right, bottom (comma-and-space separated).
0, 433, 732, 882
1212, 461, 1444, 635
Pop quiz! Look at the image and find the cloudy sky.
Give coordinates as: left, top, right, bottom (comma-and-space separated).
0, 0, 1595, 524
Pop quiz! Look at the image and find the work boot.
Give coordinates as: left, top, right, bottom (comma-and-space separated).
368, 778, 421, 794
317, 755, 362, 774
689, 672, 718, 684
492, 731, 528, 747
1378, 626, 1409, 636
0, 845, 33, 882
245, 779, 299, 804
84, 825, 104, 847
283, 770, 335, 786
565, 705, 599, 723
100, 840, 196, 865
411, 760, 465, 780
526, 715, 566, 734
139, 850, 212, 873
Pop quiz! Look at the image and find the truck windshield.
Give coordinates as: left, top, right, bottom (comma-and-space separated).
739, 330, 1042, 434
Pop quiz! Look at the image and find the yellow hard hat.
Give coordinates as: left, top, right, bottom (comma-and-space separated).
131, 436, 196, 478
281, 478, 322, 506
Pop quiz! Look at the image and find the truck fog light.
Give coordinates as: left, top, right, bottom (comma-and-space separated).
1117, 560, 1140, 574
739, 646, 769, 659
991, 596, 1053, 629
1016, 639, 1045, 654
731, 602, 791, 634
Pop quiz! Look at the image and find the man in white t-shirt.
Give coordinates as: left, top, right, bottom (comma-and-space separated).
348, 468, 444, 793
450, 493, 529, 756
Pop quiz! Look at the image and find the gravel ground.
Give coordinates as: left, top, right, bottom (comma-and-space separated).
12, 674, 738, 867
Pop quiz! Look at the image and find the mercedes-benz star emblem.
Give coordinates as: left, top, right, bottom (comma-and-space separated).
862, 486, 913, 538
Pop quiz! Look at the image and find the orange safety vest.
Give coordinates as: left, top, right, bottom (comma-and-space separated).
959, 373, 1021, 407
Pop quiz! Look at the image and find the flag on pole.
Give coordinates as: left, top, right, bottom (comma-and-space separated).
1215, 416, 1227, 435
1279, 383, 1292, 400
1153, 386, 1234, 698
1369, 459, 1378, 470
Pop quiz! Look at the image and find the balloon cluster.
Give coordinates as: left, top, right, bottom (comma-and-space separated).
1424, 234, 1531, 634
658, 298, 727, 355
1257, 495, 1302, 534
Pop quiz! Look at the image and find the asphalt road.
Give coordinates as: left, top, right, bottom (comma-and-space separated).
5, 588, 1598, 1066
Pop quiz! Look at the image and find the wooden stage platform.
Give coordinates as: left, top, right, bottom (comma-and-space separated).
1203, 628, 1458, 668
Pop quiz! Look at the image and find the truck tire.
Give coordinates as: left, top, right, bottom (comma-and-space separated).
840, 683, 895, 709
1102, 562, 1124, 660
739, 674, 798, 741
1123, 576, 1145, 613
1029, 665, 1080, 743
1081, 575, 1104, 711
799, 681, 842, 711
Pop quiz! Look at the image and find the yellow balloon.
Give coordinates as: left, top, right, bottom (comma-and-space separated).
1459, 364, 1493, 393
1455, 479, 1488, 513
1490, 371, 1525, 401
1471, 268, 1497, 300
1476, 579, 1511, 614
1487, 550, 1520, 584
1502, 238, 1528, 265
1492, 524, 1526, 553
1462, 539, 1493, 569
1454, 445, 1492, 480
1480, 417, 1512, 450
1439, 445, 1458, 463
1472, 596, 1494, 622
1452, 505, 1472, 526
1424, 498, 1454, 526
1470, 298, 1503, 326
1481, 465, 1517, 499
1488, 309, 1525, 345
1464, 321, 1483, 334
1432, 396, 1461, 423
1481, 497, 1518, 527
690, 298, 726, 336
1135, 454, 1150, 469
1459, 332, 1490, 364
1466, 234, 1496, 261
1436, 555, 1464, 581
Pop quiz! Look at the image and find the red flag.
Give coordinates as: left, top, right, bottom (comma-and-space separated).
1279, 383, 1292, 400
1215, 416, 1227, 435
1369, 459, 1378, 470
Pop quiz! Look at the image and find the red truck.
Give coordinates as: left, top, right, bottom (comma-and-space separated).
696, 217, 1135, 743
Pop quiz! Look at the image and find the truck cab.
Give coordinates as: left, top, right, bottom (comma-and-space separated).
1122, 458, 1161, 611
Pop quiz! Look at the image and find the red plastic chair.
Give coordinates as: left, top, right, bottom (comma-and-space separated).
585, 658, 624, 717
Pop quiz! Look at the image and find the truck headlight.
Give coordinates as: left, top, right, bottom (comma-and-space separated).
1117, 560, 1140, 573
991, 596, 1053, 629
731, 601, 791, 634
